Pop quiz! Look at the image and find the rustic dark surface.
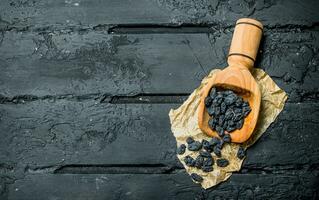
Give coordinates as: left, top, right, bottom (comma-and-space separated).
0, 0, 319, 199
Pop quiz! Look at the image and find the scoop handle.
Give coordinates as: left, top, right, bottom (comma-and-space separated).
228, 18, 263, 69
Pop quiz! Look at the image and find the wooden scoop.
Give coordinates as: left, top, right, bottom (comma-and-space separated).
198, 18, 263, 143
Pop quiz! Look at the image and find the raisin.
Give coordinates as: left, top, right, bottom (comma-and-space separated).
217, 128, 225, 137
177, 144, 186, 155
206, 147, 213, 153
212, 98, 218, 105
228, 120, 235, 126
223, 134, 231, 143
205, 96, 213, 107
242, 101, 249, 108
237, 146, 246, 159
213, 145, 221, 157
233, 113, 243, 121
195, 156, 204, 169
186, 137, 195, 144
226, 125, 236, 133
188, 141, 202, 151
213, 94, 223, 106
220, 102, 226, 113
199, 150, 211, 158
209, 137, 220, 146
236, 119, 244, 129
208, 118, 216, 129
222, 121, 228, 130
202, 165, 213, 172
224, 95, 236, 105
210, 88, 217, 99
214, 106, 221, 115
215, 126, 222, 134
235, 97, 243, 108
216, 93, 223, 99
224, 90, 235, 96
216, 140, 224, 149
202, 139, 213, 152
243, 106, 251, 117
202, 139, 210, 147
225, 111, 233, 120
234, 108, 242, 114
184, 156, 196, 167
218, 115, 225, 126
191, 173, 203, 182
220, 114, 225, 121
217, 158, 229, 167
213, 117, 218, 126
207, 106, 215, 116
217, 97, 223, 104
203, 157, 214, 166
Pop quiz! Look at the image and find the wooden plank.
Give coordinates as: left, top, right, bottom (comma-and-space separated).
0, 0, 318, 31
245, 102, 319, 168
6, 171, 318, 200
0, 31, 318, 102
0, 101, 318, 168
0, 100, 178, 166
0, 32, 214, 96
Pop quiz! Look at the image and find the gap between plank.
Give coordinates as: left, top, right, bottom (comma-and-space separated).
105, 93, 189, 104
106, 24, 216, 34
26, 164, 182, 174
0, 93, 189, 104
24, 163, 319, 175
106, 23, 319, 34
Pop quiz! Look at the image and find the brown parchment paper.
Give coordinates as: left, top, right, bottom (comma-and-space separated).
169, 68, 287, 189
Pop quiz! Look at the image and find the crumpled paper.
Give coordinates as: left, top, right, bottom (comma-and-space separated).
169, 68, 287, 189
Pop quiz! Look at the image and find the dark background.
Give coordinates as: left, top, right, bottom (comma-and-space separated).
0, 0, 318, 199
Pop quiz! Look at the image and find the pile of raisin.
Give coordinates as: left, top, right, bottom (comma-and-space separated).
177, 136, 246, 183
205, 87, 251, 137
177, 88, 250, 183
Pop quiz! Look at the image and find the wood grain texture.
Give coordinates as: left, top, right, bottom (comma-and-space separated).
0, 101, 318, 168
0, 0, 318, 31
7, 172, 319, 200
0, 31, 318, 102
1, 101, 317, 198
0, 1, 318, 198
229, 18, 263, 65
0, 32, 214, 97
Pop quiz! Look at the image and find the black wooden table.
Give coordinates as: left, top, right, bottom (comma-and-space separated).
0, 0, 318, 199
